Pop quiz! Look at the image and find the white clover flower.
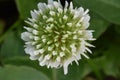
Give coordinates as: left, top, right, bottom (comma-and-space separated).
21, 0, 95, 75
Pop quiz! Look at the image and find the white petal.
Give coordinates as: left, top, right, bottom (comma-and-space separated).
31, 10, 38, 19
30, 55, 38, 60
46, 17, 54, 22
74, 7, 84, 19
45, 54, 51, 60
25, 41, 32, 45
64, 1, 68, 9
83, 22, 90, 29
76, 23, 81, 27
56, 56, 61, 62
67, 23, 72, 27
32, 29, 39, 35
61, 46, 66, 51
74, 59, 79, 65
63, 15, 68, 20
85, 47, 92, 54
36, 44, 42, 49
25, 20, 34, 26
83, 15, 90, 22
39, 49, 45, 54
58, 8, 63, 13
51, 61, 59, 68
42, 39, 46, 43
69, 2, 73, 9
53, 1, 62, 8
48, 0, 53, 4
55, 42, 59, 47
41, 35, 46, 39
24, 45, 35, 55
85, 42, 95, 47
24, 47, 30, 54
47, 40, 53, 45
47, 4, 54, 9
83, 31, 93, 40
79, 17, 84, 22
78, 40, 86, 54
83, 9, 89, 16
24, 26, 33, 32
73, 35, 78, 39
75, 52, 81, 60
38, 55, 44, 61
70, 44, 77, 53
81, 53, 89, 59
62, 34, 69, 39
34, 9, 40, 15
58, 0, 62, 7
52, 51, 57, 55
21, 32, 32, 41
63, 57, 74, 75
34, 36, 40, 41
49, 11, 55, 16
48, 46, 53, 51
43, 15, 48, 19
28, 18, 36, 23
78, 7, 84, 15
82, 15, 90, 29
38, 3, 47, 11
60, 52, 65, 57
38, 9, 43, 14
39, 59, 46, 66
33, 50, 40, 55
33, 24, 39, 29
32, 42, 37, 45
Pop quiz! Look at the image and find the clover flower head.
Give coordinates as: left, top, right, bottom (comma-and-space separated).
21, 0, 95, 75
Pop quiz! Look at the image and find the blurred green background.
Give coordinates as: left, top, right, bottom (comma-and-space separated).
0, 0, 120, 80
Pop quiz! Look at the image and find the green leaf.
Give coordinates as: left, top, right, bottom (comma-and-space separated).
73, 0, 120, 25
3, 57, 92, 80
0, 65, 49, 80
90, 20, 109, 38
87, 59, 103, 80
3, 56, 53, 80
89, 13, 110, 38
115, 25, 120, 34
0, 31, 25, 59
93, 43, 120, 77
104, 44, 120, 77
94, 56, 120, 77
15, 0, 47, 19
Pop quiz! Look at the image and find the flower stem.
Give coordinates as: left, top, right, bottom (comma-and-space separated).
52, 68, 57, 80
